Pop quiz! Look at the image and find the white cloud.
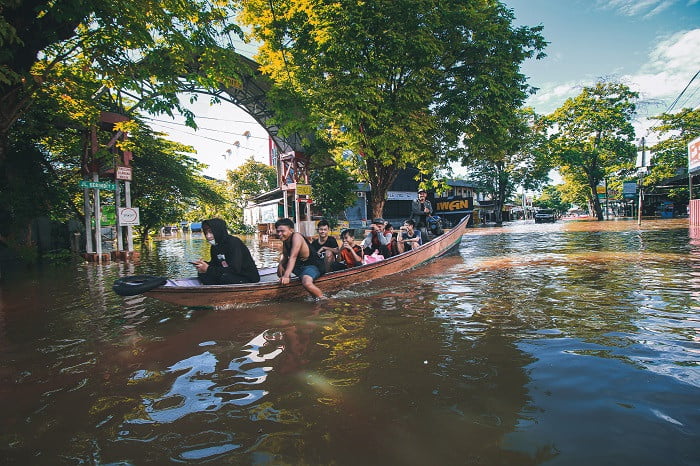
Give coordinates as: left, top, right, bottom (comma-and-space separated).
645, 29, 700, 74
627, 29, 700, 106
528, 28, 700, 116
596, 0, 679, 17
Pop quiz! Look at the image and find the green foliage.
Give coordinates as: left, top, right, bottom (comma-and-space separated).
185, 178, 239, 229
308, 166, 357, 224
647, 108, 700, 185
557, 166, 593, 210
226, 157, 278, 209
240, 0, 546, 219
461, 108, 551, 224
0, 0, 244, 251
547, 81, 638, 220
533, 185, 570, 213
0, 0, 245, 165
129, 127, 226, 238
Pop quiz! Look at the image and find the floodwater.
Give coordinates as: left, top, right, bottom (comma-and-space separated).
1, 219, 698, 465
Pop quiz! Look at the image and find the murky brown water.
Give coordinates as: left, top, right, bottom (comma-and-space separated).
1, 219, 698, 465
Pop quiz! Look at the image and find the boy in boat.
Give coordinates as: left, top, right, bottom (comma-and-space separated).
192, 218, 260, 285
275, 218, 326, 299
361, 217, 391, 258
311, 219, 339, 272
331, 228, 364, 271
384, 222, 400, 257
397, 218, 423, 253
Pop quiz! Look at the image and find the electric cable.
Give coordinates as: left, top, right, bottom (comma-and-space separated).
665, 69, 699, 113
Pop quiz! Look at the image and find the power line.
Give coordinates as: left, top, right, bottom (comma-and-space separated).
148, 123, 238, 146
144, 116, 270, 142
665, 69, 700, 113
678, 84, 699, 110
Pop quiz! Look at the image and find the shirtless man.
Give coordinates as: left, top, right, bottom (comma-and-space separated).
275, 218, 325, 299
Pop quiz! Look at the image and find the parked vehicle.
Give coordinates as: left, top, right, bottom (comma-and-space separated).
534, 208, 556, 223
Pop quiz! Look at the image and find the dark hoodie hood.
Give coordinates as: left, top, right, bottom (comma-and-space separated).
202, 218, 229, 245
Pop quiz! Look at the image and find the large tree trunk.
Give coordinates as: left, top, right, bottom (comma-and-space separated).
493, 163, 507, 225
365, 158, 398, 220
589, 182, 604, 220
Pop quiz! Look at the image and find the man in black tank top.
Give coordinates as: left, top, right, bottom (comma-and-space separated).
275, 218, 326, 299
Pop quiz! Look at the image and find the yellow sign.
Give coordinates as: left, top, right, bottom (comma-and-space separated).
296, 184, 312, 195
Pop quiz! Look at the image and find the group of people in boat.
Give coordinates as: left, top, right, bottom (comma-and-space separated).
191, 189, 436, 299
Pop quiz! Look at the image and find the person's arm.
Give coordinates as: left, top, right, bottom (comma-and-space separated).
277, 254, 288, 277
361, 233, 372, 249
416, 230, 423, 245
279, 234, 303, 284
411, 200, 423, 216
346, 245, 363, 265
326, 236, 339, 254
425, 200, 433, 215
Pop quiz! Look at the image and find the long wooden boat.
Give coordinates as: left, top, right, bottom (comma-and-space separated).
138, 215, 469, 307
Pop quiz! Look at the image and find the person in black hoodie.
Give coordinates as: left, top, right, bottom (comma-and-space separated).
191, 218, 260, 285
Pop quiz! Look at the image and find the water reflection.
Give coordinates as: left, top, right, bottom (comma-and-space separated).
0, 220, 698, 464
128, 330, 283, 426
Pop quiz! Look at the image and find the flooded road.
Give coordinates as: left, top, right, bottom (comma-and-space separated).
1, 219, 698, 464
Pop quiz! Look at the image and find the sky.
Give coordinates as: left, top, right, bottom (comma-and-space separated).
147, 0, 700, 180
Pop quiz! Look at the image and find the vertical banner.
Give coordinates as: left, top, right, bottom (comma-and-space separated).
689, 136, 700, 174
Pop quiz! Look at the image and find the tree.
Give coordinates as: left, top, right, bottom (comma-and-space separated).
1, 0, 246, 252
533, 185, 570, 213
308, 166, 357, 227
185, 178, 239, 232
647, 108, 700, 194
227, 158, 278, 206
240, 0, 545, 219
557, 166, 593, 213
226, 157, 278, 209
0, 0, 244, 163
129, 128, 226, 239
547, 82, 638, 220
461, 108, 551, 224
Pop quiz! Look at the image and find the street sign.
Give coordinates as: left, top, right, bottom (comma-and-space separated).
118, 207, 140, 226
79, 180, 116, 190
296, 184, 312, 195
116, 166, 132, 181
101, 205, 116, 225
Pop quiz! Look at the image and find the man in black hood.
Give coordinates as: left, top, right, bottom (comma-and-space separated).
191, 218, 260, 285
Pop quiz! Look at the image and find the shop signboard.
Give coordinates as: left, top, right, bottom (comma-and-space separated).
623, 181, 637, 199
434, 197, 473, 214
296, 184, 312, 196
689, 136, 700, 174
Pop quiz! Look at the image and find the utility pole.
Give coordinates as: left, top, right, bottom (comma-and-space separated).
636, 137, 650, 226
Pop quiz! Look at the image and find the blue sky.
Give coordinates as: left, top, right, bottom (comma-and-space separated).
506, 0, 699, 122
148, 0, 700, 179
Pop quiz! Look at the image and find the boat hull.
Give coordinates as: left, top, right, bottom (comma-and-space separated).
144, 215, 470, 307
